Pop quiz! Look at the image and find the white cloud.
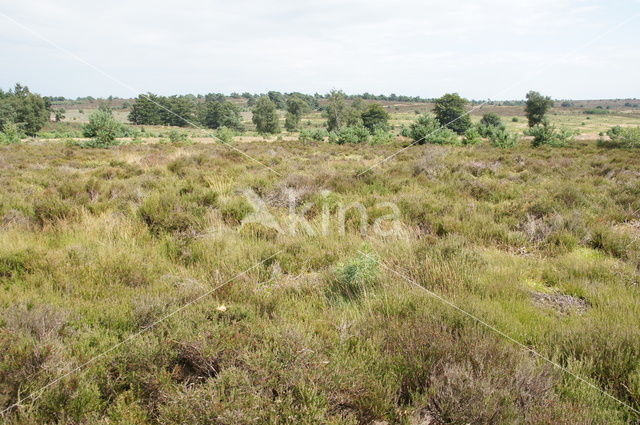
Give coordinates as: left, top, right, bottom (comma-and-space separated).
0, 0, 637, 98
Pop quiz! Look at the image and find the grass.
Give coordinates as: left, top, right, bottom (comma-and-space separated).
1, 119, 640, 423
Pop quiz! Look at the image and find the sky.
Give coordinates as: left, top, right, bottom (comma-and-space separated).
0, 0, 638, 100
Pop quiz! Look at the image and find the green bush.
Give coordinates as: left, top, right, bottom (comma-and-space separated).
0, 122, 22, 145
604, 126, 640, 148
328, 252, 379, 300
526, 121, 575, 147
299, 128, 327, 143
369, 128, 394, 145
462, 127, 482, 145
215, 126, 236, 144
83, 107, 123, 148
402, 114, 460, 145
330, 124, 370, 144
477, 113, 506, 137
138, 192, 206, 235
487, 127, 519, 148
167, 129, 189, 143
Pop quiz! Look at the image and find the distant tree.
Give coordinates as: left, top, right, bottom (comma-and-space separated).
160, 95, 197, 127
267, 91, 286, 109
360, 103, 390, 133
324, 90, 348, 132
0, 84, 50, 135
128, 94, 163, 125
525, 91, 554, 127
252, 96, 280, 134
433, 93, 471, 134
199, 99, 243, 130
284, 95, 308, 131
479, 112, 503, 128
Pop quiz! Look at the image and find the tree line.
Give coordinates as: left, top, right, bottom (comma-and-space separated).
0, 84, 51, 136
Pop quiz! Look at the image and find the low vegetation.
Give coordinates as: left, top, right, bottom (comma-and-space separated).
1, 84, 640, 424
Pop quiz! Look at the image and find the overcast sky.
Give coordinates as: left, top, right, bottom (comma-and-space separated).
0, 0, 638, 99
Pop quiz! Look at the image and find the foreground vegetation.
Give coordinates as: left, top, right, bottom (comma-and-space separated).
1, 135, 640, 423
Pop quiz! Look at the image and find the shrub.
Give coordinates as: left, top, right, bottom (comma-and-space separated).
330, 124, 370, 144
215, 126, 236, 144
328, 252, 379, 300
462, 127, 482, 145
83, 107, 122, 148
298, 128, 327, 143
604, 126, 640, 148
167, 129, 189, 143
402, 114, 459, 145
477, 113, 506, 137
526, 121, 575, 147
138, 192, 206, 235
512, 117, 519, 122
0, 122, 21, 145
488, 127, 519, 148
369, 128, 394, 145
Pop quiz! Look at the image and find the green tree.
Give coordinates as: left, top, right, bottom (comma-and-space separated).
199, 99, 243, 130
284, 95, 308, 131
433, 93, 471, 134
252, 97, 280, 134
360, 103, 390, 133
128, 93, 163, 125
83, 106, 122, 147
0, 84, 50, 135
160, 96, 197, 127
479, 112, 503, 128
324, 90, 348, 132
267, 91, 286, 109
525, 91, 554, 127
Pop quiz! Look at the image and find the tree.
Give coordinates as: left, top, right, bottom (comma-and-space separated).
267, 91, 285, 109
360, 103, 390, 133
83, 106, 122, 147
199, 99, 243, 130
160, 96, 197, 127
324, 90, 348, 132
433, 93, 471, 134
525, 91, 554, 127
0, 84, 50, 135
479, 112, 503, 128
128, 93, 163, 125
252, 97, 280, 134
284, 95, 308, 131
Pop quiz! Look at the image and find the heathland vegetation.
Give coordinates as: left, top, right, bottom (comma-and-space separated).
1, 84, 640, 424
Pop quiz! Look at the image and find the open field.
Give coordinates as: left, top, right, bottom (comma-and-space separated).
2, 132, 640, 423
